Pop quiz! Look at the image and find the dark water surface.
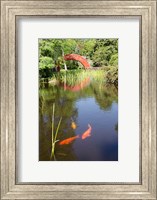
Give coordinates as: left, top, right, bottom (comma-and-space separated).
39, 77, 118, 161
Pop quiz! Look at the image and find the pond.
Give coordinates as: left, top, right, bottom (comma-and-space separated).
39, 71, 118, 161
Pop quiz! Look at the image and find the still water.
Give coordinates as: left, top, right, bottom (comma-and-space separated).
39, 76, 118, 161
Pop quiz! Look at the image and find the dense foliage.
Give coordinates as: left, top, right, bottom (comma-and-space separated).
39, 39, 118, 78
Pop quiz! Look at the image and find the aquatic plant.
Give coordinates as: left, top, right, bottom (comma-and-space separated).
48, 69, 106, 88
50, 103, 62, 160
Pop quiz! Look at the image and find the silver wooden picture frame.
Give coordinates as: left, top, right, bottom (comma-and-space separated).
1, 0, 156, 199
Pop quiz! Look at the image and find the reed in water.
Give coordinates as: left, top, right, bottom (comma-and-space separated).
50, 103, 62, 160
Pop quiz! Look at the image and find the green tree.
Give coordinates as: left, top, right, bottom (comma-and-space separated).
39, 38, 118, 79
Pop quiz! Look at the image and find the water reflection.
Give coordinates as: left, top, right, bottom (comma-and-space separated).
60, 77, 91, 92
39, 78, 118, 161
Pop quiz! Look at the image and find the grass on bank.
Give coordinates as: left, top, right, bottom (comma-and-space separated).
40, 65, 118, 88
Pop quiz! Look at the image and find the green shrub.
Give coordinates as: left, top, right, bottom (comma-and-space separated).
109, 54, 118, 66
39, 57, 54, 78
106, 66, 118, 86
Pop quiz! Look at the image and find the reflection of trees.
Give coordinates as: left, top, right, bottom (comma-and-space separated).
91, 81, 118, 111
115, 123, 118, 133
39, 85, 79, 161
39, 76, 118, 160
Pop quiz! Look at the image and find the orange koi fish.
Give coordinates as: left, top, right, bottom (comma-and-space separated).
81, 124, 92, 140
59, 135, 79, 145
71, 121, 77, 129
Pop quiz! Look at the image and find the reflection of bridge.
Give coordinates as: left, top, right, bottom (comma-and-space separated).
60, 77, 90, 92
64, 54, 90, 69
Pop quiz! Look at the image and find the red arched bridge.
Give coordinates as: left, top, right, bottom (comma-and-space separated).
64, 54, 90, 69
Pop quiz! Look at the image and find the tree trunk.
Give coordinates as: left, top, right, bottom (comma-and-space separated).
62, 49, 67, 70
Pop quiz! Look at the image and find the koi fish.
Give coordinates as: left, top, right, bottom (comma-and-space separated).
81, 124, 92, 140
59, 135, 79, 145
71, 121, 77, 129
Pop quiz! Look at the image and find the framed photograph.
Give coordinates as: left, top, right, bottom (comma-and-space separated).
39, 38, 118, 162
1, 0, 156, 199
